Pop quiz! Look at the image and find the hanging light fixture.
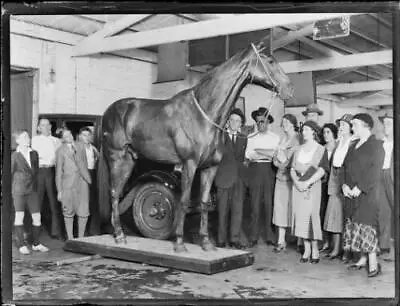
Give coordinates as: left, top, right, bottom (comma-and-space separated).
48, 67, 56, 83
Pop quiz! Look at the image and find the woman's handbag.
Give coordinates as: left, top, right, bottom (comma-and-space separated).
296, 166, 318, 182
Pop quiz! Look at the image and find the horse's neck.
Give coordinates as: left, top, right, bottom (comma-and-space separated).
194, 57, 250, 126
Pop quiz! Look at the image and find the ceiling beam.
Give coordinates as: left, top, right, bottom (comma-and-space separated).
315, 39, 393, 78
350, 27, 390, 49
281, 49, 392, 73
271, 24, 314, 51
368, 13, 392, 29
317, 94, 343, 103
282, 23, 392, 79
339, 97, 393, 107
72, 13, 360, 56
315, 69, 353, 84
88, 14, 151, 40
318, 79, 392, 94
10, 19, 84, 45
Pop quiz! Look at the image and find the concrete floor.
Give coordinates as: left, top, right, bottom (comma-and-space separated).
11, 212, 396, 301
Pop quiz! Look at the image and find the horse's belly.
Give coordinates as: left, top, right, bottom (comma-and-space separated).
134, 139, 181, 164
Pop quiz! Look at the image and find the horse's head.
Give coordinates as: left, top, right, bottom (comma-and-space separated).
247, 41, 294, 101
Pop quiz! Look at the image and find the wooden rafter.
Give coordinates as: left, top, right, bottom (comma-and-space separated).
318, 79, 392, 94
281, 50, 392, 73
340, 97, 393, 107
72, 13, 360, 57
84, 14, 151, 41
271, 24, 314, 51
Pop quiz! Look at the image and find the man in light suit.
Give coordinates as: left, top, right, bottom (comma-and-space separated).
214, 108, 248, 249
56, 129, 91, 240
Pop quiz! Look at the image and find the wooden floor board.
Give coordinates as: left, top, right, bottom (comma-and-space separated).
64, 235, 254, 274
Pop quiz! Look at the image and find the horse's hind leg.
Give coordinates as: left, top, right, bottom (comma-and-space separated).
199, 166, 218, 251
109, 148, 136, 243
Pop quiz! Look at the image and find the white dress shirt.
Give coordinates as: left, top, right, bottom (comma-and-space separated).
332, 136, 352, 168
382, 137, 393, 169
245, 130, 280, 162
31, 135, 61, 167
85, 145, 96, 170
16, 146, 32, 168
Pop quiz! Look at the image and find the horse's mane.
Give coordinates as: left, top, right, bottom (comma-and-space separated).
192, 46, 252, 99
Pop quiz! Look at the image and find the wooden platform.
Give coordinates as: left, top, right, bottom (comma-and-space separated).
63, 235, 254, 275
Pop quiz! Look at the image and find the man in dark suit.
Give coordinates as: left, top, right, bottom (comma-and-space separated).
378, 110, 394, 261
214, 108, 248, 249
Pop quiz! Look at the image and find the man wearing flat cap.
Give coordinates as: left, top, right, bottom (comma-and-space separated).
341, 113, 385, 277
245, 107, 280, 247
377, 109, 394, 261
302, 103, 324, 124
214, 108, 248, 249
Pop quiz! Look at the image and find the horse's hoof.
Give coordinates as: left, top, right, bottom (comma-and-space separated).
201, 240, 217, 252
114, 233, 126, 244
173, 242, 188, 253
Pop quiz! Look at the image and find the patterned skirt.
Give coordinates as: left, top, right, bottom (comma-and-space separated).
343, 219, 379, 253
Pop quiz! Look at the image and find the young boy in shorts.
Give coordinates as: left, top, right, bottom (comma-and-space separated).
12, 130, 49, 254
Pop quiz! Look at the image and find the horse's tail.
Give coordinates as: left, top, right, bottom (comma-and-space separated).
97, 145, 111, 223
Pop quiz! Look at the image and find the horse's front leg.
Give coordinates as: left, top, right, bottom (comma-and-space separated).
174, 159, 197, 253
199, 166, 218, 251
110, 151, 135, 244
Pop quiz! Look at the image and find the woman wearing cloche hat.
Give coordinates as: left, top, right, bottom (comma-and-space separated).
290, 120, 330, 264
323, 114, 354, 262
341, 113, 385, 277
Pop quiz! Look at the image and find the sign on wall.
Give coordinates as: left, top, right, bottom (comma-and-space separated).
313, 16, 350, 40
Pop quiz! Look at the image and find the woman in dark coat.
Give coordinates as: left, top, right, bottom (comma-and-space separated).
341, 113, 385, 278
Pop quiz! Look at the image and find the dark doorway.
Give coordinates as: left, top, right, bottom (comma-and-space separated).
10, 69, 34, 149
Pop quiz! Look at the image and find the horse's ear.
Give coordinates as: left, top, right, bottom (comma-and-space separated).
254, 33, 272, 55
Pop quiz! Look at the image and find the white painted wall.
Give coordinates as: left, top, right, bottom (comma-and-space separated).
11, 34, 158, 118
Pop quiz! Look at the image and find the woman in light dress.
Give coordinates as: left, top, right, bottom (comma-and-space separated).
272, 114, 300, 252
290, 121, 329, 264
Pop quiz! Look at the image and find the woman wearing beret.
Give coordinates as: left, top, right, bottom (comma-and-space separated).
272, 114, 300, 252
290, 121, 330, 263
341, 113, 385, 277
323, 114, 353, 260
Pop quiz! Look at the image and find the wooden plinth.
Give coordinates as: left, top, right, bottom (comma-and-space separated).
63, 235, 254, 275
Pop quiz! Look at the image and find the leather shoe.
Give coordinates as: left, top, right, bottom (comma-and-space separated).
216, 242, 227, 248
248, 240, 258, 248
273, 243, 287, 253
229, 242, 246, 250
368, 263, 382, 278
342, 252, 351, 264
310, 257, 320, 264
348, 263, 366, 270
51, 234, 66, 241
328, 253, 341, 260
297, 245, 304, 254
